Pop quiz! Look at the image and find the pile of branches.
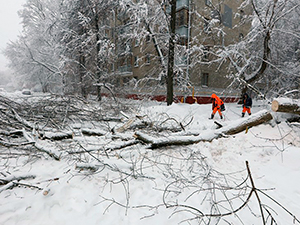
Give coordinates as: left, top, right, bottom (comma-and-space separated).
0, 93, 129, 161
0, 94, 124, 131
0, 92, 275, 162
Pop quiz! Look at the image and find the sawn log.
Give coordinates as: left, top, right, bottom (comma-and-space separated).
271, 98, 300, 115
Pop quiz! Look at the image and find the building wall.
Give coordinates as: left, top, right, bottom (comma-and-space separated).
110, 0, 252, 95
132, 34, 162, 81
188, 0, 252, 91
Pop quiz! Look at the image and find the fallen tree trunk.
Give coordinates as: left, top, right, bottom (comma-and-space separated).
0, 181, 42, 193
0, 174, 38, 193
0, 130, 23, 137
105, 140, 140, 151
135, 110, 273, 149
81, 128, 106, 136
75, 163, 100, 173
219, 109, 273, 135
42, 131, 73, 140
134, 131, 216, 149
0, 175, 36, 185
116, 118, 136, 133
0, 139, 34, 147
271, 98, 300, 115
22, 129, 61, 160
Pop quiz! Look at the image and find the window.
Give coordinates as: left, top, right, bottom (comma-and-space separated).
205, 0, 212, 6
239, 33, 244, 41
177, 37, 188, 46
118, 57, 132, 73
145, 54, 150, 65
203, 46, 210, 61
123, 76, 131, 85
102, 18, 109, 26
211, 10, 221, 22
146, 35, 151, 42
176, 9, 188, 27
119, 27, 124, 34
223, 5, 232, 28
134, 56, 139, 67
204, 18, 211, 33
239, 10, 245, 22
105, 29, 110, 38
202, 73, 209, 87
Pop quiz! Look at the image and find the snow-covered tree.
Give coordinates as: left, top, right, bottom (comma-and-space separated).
4, 0, 299, 100
115, 0, 169, 90
223, 0, 300, 98
4, 0, 64, 93
60, 0, 119, 98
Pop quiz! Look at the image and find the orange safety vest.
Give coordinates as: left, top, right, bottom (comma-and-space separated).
211, 94, 223, 108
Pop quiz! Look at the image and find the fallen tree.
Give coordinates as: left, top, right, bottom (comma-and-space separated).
271, 98, 300, 115
81, 128, 106, 136
42, 131, 74, 140
22, 129, 61, 160
0, 174, 38, 193
135, 110, 273, 149
219, 109, 273, 135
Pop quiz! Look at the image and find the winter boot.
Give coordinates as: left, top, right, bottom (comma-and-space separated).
242, 113, 245, 117
220, 115, 223, 119
249, 113, 251, 116
210, 114, 214, 119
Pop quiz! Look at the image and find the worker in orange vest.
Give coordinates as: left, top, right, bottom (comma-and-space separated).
210, 93, 225, 119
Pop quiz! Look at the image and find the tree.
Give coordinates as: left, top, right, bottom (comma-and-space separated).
5, 0, 119, 97
61, 0, 118, 99
114, 0, 181, 105
5, 0, 299, 100
115, 0, 169, 93
61, 0, 95, 97
4, 0, 64, 92
224, 0, 300, 98
166, 0, 176, 105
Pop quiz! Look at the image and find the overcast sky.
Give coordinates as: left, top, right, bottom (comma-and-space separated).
0, 0, 26, 71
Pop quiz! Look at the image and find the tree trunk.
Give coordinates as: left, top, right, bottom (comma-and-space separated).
135, 110, 273, 149
79, 54, 87, 98
221, 110, 273, 135
246, 30, 271, 84
271, 98, 300, 115
95, 8, 102, 101
239, 0, 275, 98
166, 0, 176, 106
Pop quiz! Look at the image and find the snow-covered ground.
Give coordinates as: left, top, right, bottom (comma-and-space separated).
0, 92, 300, 225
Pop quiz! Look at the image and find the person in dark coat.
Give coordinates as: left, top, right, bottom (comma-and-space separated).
242, 93, 252, 117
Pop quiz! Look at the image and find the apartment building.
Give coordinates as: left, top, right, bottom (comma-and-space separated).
188, 0, 252, 92
106, 0, 252, 96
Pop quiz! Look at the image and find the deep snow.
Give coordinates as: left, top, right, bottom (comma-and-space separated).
0, 92, 300, 225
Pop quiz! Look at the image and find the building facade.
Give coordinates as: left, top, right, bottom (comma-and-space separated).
105, 0, 252, 97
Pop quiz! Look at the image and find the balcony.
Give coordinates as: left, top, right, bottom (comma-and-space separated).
175, 55, 188, 67
165, 0, 190, 13
177, 0, 189, 10
176, 26, 188, 37
117, 65, 132, 74
117, 44, 132, 55
117, 25, 132, 35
